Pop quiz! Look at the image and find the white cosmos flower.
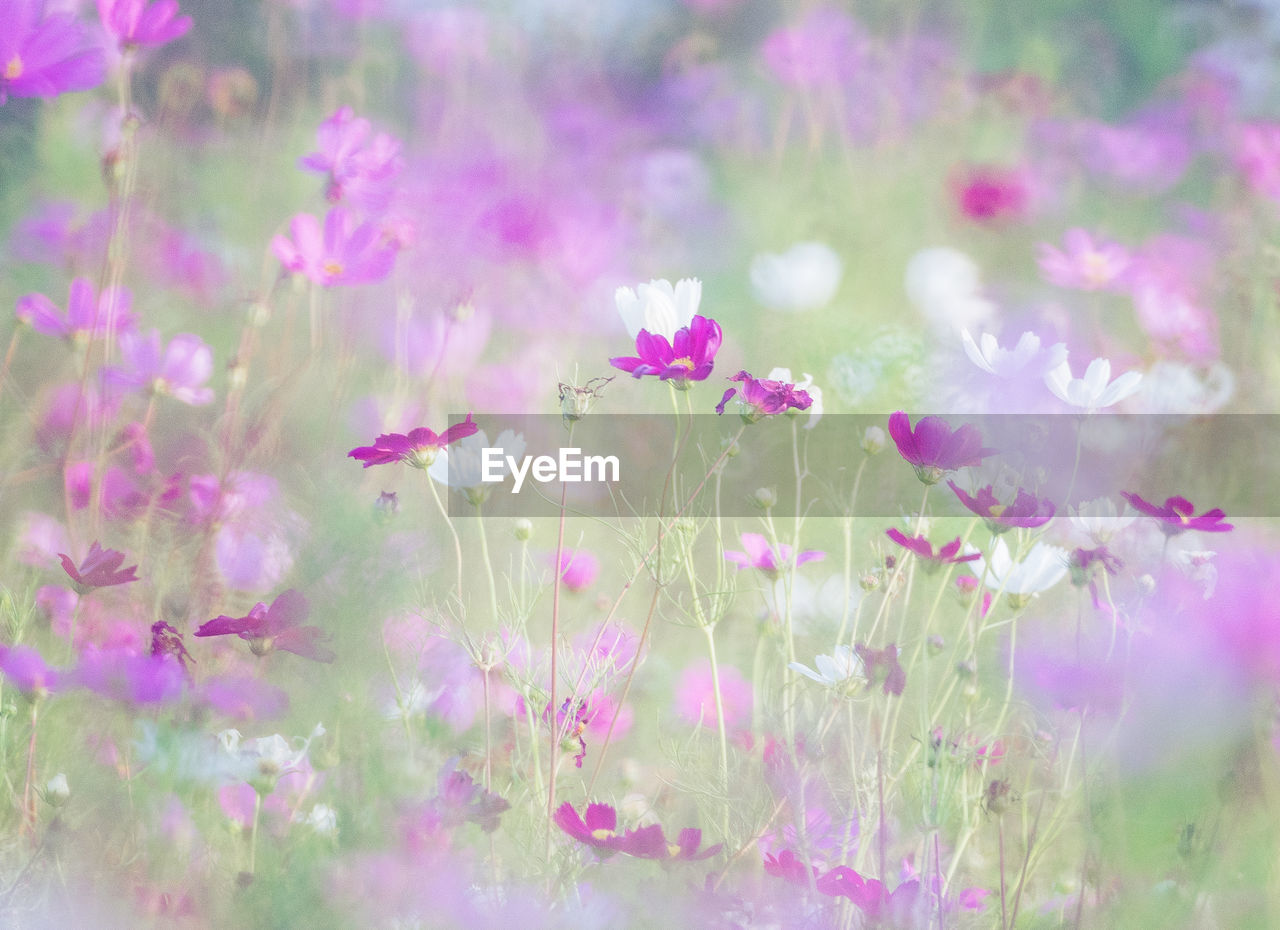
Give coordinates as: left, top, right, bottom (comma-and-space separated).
1128, 360, 1235, 414
296, 803, 338, 836
1044, 357, 1142, 410
749, 241, 843, 312
1070, 497, 1137, 544
789, 644, 862, 688
615, 278, 701, 340
972, 538, 1069, 595
429, 429, 526, 489
766, 367, 823, 429
905, 247, 997, 331
961, 329, 1067, 378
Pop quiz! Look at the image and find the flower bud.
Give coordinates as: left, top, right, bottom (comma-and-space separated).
753, 487, 777, 510
859, 570, 882, 592
860, 426, 886, 455
514, 518, 534, 541
45, 773, 70, 807
1138, 573, 1156, 596
927, 635, 945, 657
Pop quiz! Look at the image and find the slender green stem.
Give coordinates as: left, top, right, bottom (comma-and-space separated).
425, 472, 465, 616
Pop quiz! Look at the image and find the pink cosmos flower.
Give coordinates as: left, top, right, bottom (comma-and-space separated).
556, 549, 599, 592
760, 6, 866, 90
349, 414, 478, 468
675, 660, 753, 734
888, 412, 995, 485
16, 278, 134, 342
950, 165, 1029, 223
609, 314, 722, 389
723, 532, 824, 578
103, 329, 214, 405
194, 589, 335, 663
58, 540, 139, 589
299, 107, 404, 210
818, 867, 921, 922
97, 0, 191, 49
272, 208, 400, 287
947, 481, 1055, 534
885, 528, 980, 571
554, 801, 720, 861
0, 644, 60, 697
0, 0, 107, 105
715, 370, 813, 421
1037, 228, 1130, 291
1234, 122, 1280, 203
1120, 492, 1232, 536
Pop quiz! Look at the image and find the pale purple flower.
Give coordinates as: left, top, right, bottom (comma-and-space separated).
74, 649, 185, 704
272, 208, 400, 287
97, 0, 192, 49
0, 644, 60, 696
761, 6, 867, 90
0, 0, 107, 105
724, 532, 824, 577
1037, 228, 1131, 291
104, 329, 214, 405
16, 277, 134, 343
1234, 122, 1280, 203
299, 107, 404, 211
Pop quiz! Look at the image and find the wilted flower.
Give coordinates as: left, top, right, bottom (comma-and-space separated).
854, 643, 906, 696
715, 370, 812, 422
789, 645, 862, 689
609, 314, 722, 389
1044, 357, 1142, 410
1037, 228, 1131, 291
349, 414, 478, 469
194, 589, 335, 663
58, 541, 139, 590
749, 242, 842, 313
960, 329, 1065, 379
1120, 492, 1233, 536
614, 278, 701, 340
888, 412, 995, 484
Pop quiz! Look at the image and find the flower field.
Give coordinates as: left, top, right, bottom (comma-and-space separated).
4, 0, 1280, 927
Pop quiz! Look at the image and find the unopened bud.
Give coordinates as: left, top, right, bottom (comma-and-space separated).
45, 773, 70, 807
514, 518, 534, 541
861, 426, 886, 455
753, 487, 777, 510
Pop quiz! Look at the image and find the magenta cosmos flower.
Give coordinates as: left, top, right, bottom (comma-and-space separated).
272, 207, 400, 287
888, 412, 995, 485
885, 528, 980, 573
855, 643, 906, 696
103, 329, 214, 405
724, 532, 823, 578
715, 370, 812, 421
554, 801, 720, 861
951, 165, 1029, 223
1120, 492, 1233, 536
556, 549, 599, 592
97, 0, 191, 50
0, 0, 106, 105
16, 278, 134, 343
58, 540, 139, 590
348, 413, 478, 469
609, 314, 722, 389
948, 481, 1055, 534
195, 589, 334, 662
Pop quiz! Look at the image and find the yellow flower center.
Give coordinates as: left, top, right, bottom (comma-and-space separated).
669, 356, 694, 370
322, 260, 344, 279
988, 504, 1006, 517
590, 829, 616, 842
5, 55, 23, 80
1082, 252, 1111, 286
